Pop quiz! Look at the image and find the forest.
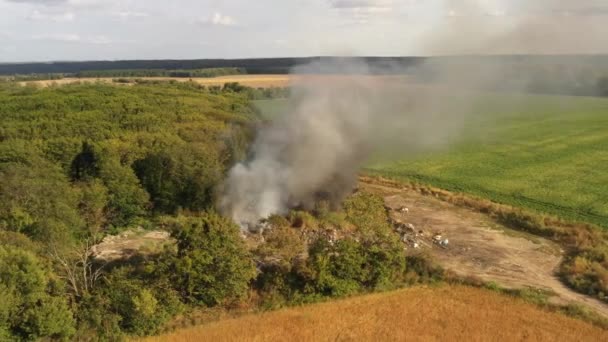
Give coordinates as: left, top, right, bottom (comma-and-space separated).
0, 81, 443, 341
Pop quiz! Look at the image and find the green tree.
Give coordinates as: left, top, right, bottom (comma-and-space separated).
98, 155, 149, 226
94, 267, 182, 336
160, 212, 257, 306
75, 179, 109, 238
0, 246, 76, 341
70, 142, 100, 181
0, 162, 84, 243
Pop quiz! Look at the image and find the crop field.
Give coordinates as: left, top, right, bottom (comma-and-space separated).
255, 92, 608, 228
18, 74, 292, 88
142, 285, 608, 341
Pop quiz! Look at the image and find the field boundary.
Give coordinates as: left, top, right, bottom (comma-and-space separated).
364, 169, 608, 229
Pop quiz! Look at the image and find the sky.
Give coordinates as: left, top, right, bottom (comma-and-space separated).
0, 0, 607, 62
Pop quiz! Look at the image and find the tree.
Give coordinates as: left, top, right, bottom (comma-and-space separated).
75, 180, 109, 238
0, 162, 84, 244
94, 267, 182, 336
70, 142, 100, 181
50, 240, 105, 300
160, 212, 257, 306
133, 145, 223, 214
0, 246, 76, 341
98, 155, 150, 226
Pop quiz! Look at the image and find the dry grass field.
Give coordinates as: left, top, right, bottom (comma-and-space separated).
20, 74, 412, 89
141, 285, 607, 342
19, 74, 292, 88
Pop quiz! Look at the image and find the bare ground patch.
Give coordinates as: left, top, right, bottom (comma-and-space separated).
361, 181, 608, 317
91, 228, 172, 262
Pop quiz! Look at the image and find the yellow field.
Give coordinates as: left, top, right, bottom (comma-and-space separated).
20, 74, 412, 89
20, 75, 292, 88
142, 285, 607, 342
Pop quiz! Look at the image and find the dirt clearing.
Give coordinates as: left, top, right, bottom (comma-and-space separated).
91, 228, 172, 262
361, 180, 608, 317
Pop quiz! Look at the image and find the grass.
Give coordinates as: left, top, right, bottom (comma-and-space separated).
255, 93, 608, 228
141, 285, 608, 341
253, 98, 289, 120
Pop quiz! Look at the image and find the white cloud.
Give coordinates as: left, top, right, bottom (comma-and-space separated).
6, 0, 109, 9
6, 0, 66, 5
30, 33, 115, 44
329, 0, 393, 23
26, 9, 74, 21
113, 11, 149, 19
198, 12, 237, 26
32, 33, 81, 41
88, 35, 112, 44
328, 0, 392, 10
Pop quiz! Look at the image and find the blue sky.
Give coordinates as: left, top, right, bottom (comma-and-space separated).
0, 0, 606, 62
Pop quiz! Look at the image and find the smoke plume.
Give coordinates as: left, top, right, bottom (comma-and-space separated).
220, 0, 608, 229
219, 59, 475, 229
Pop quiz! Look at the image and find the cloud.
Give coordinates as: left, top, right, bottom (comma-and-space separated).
6, 0, 66, 4
448, 1, 608, 18
6, 0, 107, 8
26, 9, 74, 21
328, 0, 393, 23
328, 0, 392, 10
32, 33, 81, 42
198, 12, 238, 26
30, 33, 114, 44
112, 11, 149, 20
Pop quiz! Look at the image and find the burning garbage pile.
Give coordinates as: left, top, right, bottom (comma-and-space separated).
386, 205, 450, 251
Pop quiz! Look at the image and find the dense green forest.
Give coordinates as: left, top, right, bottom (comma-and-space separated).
0, 81, 439, 341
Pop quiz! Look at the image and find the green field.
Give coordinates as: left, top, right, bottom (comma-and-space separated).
254, 93, 608, 228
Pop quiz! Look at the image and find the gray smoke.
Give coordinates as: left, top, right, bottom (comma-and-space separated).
220, 0, 608, 229
219, 59, 474, 228
220, 61, 374, 228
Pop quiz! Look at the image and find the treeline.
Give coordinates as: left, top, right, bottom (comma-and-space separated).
75, 67, 245, 78
1, 67, 245, 82
411, 56, 608, 97
0, 57, 423, 75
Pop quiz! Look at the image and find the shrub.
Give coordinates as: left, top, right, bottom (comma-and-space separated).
0, 246, 76, 341
160, 212, 257, 306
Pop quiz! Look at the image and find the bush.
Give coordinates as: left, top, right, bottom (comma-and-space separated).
159, 212, 257, 306
94, 267, 183, 336
0, 246, 76, 341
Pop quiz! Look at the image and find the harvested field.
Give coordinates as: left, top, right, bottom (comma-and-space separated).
142, 285, 608, 342
19, 75, 292, 88
20, 74, 412, 89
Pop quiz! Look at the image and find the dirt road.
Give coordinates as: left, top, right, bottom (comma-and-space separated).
361, 181, 608, 318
